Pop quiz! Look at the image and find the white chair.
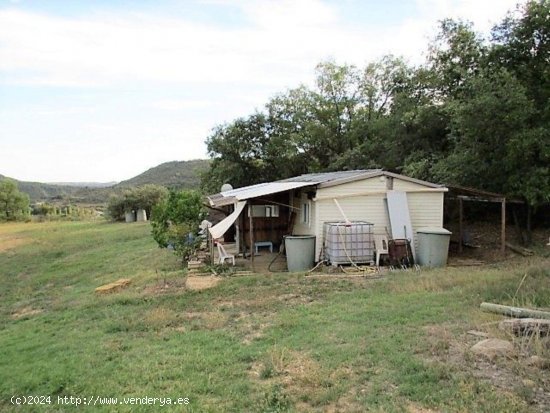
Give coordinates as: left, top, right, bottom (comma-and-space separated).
216, 242, 235, 265
374, 235, 389, 267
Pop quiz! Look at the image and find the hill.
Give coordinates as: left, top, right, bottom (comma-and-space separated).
1, 159, 210, 203
116, 159, 210, 189
0, 174, 87, 202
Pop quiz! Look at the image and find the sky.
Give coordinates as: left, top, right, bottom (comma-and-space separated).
0, 0, 523, 183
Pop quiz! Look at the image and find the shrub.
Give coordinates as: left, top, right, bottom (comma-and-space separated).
151, 190, 206, 263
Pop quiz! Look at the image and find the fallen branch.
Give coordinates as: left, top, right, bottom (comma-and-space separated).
505, 242, 534, 256
480, 302, 550, 320
499, 318, 550, 336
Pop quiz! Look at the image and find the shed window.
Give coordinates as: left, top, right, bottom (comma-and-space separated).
302, 202, 310, 225
248, 205, 279, 218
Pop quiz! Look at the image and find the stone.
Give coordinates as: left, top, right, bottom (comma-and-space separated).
526, 355, 549, 369
522, 379, 536, 388
470, 338, 515, 360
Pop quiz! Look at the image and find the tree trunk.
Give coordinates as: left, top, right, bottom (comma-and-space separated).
480, 302, 550, 320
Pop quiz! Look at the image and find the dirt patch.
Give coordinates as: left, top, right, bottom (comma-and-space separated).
277, 293, 315, 305
241, 321, 272, 345
407, 404, 440, 413
250, 348, 321, 384
11, 306, 43, 319
0, 236, 32, 252
185, 275, 220, 291
142, 279, 186, 296
176, 310, 229, 330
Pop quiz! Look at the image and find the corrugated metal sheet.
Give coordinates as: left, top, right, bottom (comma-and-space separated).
279, 170, 380, 184
207, 170, 445, 208
208, 181, 315, 207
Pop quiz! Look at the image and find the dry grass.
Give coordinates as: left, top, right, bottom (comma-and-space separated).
0, 236, 32, 252
185, 275, 220, 291
144, 307, 179, 330
10, 306, 43, 320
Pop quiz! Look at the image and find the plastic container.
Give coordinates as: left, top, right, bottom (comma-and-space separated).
416, 227, 452, 267
284, 235, 316, 272
323, 221, 374, 266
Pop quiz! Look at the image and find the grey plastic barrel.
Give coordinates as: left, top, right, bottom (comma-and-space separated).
284, 235, 316, 272
416, 227, 452, 267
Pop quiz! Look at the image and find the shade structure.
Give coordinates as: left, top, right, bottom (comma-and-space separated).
208, 201, 247, 240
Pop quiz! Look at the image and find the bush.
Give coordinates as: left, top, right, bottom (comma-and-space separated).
107, 185, 168, 221
151, 190, 206, 263
0, 179, 30, 222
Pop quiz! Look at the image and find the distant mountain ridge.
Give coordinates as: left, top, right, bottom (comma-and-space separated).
116, 159, 210, 189
46, 181, 117, 188
1, 159, 210, 203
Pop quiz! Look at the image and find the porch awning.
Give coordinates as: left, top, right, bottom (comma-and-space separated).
208, 201, 247, 239
207, 181, 316, 207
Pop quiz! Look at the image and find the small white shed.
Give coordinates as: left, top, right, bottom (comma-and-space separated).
288, 170, 447, 260
207, 170, 447, 263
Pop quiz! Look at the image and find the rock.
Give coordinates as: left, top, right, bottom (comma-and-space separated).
526, 355, 550, 369
470, 338, 515, 360
522, 379, 536, 388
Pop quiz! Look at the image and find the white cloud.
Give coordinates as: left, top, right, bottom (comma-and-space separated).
0, 0, 527, 181
0, 1, 523, 87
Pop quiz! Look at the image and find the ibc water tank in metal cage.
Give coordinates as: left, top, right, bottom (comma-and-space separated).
323, 221, 375, 266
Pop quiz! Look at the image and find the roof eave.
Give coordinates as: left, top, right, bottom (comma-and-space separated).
316, 170, 383, 188
316, 170, 445, 189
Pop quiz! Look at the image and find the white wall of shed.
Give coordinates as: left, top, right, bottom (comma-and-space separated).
292, 191, 316, 236
311, 176, 445, 261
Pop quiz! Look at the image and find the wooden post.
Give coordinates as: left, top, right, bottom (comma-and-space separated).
501, 197, 506, 256
239, 210, 245, 257
248, 205, 255, 270
209, 230, 214, 265
458, 197, 463, 254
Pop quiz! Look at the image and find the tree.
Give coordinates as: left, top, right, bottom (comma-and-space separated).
151, 190, 206, 263
202, 113, 273, 193
491, 0, 550, 118
107, 185, 168, 221
427, 19, 486, 99
0, 179, 30, 221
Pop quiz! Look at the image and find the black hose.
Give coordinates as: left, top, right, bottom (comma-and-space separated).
268, 248, 288, 272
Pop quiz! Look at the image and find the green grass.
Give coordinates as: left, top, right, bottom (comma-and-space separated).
1, 220, 549, 412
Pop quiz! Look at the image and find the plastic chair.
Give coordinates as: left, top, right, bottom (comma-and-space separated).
216, 242, 235, 265
374, 235, 389, 267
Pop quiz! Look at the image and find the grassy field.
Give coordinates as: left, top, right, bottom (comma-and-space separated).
0, 220, 549, 412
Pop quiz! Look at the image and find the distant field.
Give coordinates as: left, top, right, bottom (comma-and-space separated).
0, 221, 549, 412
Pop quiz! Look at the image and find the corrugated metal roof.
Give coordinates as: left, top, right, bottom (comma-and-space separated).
206, 169, 444, 207
207, 181, 316, 207
277, 170, 381, 184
